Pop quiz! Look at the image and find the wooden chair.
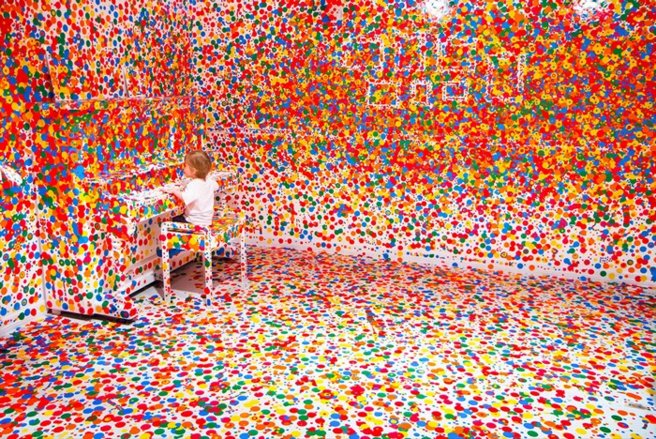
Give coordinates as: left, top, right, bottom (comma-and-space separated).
159, 209, 246, 305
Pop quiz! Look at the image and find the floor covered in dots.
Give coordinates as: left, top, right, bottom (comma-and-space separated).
1, 247, 655, 439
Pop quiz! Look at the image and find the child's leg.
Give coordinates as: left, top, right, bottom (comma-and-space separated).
170, 214, 188, 223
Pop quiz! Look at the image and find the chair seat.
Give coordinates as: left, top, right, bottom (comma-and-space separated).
159, 209, 247, 305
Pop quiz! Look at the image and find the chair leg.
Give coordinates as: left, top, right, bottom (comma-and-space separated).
203, 245, 213, 307
161, 246, 172, 302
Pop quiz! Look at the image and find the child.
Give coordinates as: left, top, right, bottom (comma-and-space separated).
163, 150, 219, 226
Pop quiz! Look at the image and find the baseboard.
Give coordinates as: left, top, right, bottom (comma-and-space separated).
0, 313, 46, 338
245, 234, 656, 289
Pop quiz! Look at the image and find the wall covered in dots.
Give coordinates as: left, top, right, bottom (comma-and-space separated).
192, 0, 655, 286
0, 116, 42, 334
1, 0, 200, 331
1, 0, 655, 333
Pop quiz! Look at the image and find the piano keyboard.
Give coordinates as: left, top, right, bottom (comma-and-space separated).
120, 178, 190, 205
122, 188, 167, 205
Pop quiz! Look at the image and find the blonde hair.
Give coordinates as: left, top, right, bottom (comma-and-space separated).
185, 150, 212, 179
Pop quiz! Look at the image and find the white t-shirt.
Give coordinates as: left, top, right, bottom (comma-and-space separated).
181, 178, 219, 226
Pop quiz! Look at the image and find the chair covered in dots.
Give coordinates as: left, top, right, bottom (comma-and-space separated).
159, 209, 247, 305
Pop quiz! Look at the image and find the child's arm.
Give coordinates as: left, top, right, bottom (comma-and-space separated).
162, 187, 184, 203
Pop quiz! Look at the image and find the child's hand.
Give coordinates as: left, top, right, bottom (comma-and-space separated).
162, 186, 183, 202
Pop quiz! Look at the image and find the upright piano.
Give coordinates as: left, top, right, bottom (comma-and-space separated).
46, 159, 239, 321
